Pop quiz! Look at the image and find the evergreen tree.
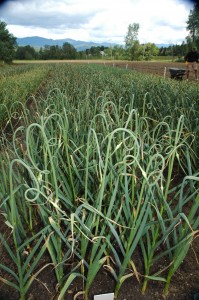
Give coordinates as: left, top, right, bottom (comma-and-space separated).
186, 3, 199, 44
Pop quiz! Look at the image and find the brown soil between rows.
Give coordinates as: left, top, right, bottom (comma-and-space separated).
0, 221, 198, 300
102, 60, 196, 81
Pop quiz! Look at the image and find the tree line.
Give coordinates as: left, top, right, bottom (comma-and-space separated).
16, 43, 77, 60
12, 42, 194, 61
0, 3, 199, 63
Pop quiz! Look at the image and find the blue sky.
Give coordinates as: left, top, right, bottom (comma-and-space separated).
0, 0, 194, 44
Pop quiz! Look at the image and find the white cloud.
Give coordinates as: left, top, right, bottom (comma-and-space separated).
0, 0, 194, 44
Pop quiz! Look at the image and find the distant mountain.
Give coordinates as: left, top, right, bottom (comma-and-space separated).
16, 36, 170, 51
16, 36, 113, 51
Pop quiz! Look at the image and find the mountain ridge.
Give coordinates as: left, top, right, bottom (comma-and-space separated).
16, 36, 170, 51
16, 36, 113, 51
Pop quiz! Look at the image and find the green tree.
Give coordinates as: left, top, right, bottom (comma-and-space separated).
61, 42, 77, 59
48, 45, 61, 59
41, 45, 51, 60
142, 43, 159, 60
15, 45, 36, 60
186, 4, 199, 44
124, 23, 140, 60
0, 20, 17, 63
111, 45, 126, 60
125, 23, 139, 48
89, 46, 101, 57
129, 40, 141, 60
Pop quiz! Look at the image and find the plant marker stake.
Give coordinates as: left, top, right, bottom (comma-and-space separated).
164, 67, 166, 79
126, 64, 128, 69
94, 293, 114, 300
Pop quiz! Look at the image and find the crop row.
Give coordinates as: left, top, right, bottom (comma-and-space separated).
0, 64, 52, 127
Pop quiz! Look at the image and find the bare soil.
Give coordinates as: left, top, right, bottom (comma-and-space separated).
104, 60, 197, 81
0, 224, 198, 300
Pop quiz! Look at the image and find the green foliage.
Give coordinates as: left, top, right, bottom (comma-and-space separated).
125, 23, 140, 49
0, 64, 51, 127
0, 64, 198, 299
61, 42, 77, 59
123, 24, 159, 61
15, 42, 77, 60
0, 20, 17, 63
86, 45, 106, 57
142, 43, 159, 60
111, 45, 126, 60
38, 42, 77, 59
124, 23, 140, 60
15, 46, 37, 60
186, 3, 199, 43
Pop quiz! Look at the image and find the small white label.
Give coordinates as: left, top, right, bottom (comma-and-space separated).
94, 293, 114, 300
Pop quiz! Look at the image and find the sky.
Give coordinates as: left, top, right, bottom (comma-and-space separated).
0, 0, 196, 45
